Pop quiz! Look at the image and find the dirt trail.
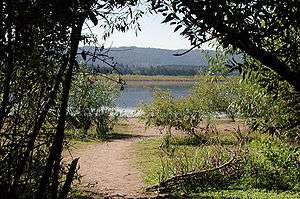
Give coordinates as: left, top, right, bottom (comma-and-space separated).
68, 118, 161, 198
67, 118, 246, 198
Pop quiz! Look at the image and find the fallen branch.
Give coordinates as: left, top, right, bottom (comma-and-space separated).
147, 141, 243, 192
147, 156, 236, 192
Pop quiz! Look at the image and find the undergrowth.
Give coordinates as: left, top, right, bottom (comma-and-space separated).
135, 132, 300, 198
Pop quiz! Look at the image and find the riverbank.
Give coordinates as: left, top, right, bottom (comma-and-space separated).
118, 75, 199, 82
95, 74, 199, 85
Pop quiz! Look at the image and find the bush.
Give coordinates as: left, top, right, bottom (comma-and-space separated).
239, 135, 300, 190
139, 78, 240, 141
68, 69, 120, 139
190, 77, 240, 121
140, 89, 205, 141
95, 110, 120, 138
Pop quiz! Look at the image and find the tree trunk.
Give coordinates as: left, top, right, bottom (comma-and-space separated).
12, 57, 68, 191
36, 15, 86, 199
59, 158, 79, 199
0, 0, 14, 130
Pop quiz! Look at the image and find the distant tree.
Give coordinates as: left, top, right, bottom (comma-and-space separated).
150, 0, 300, 92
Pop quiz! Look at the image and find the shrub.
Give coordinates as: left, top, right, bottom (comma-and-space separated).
140, 89, 205, 141
190, 77, 240, 121
140, 89, 176, 131
236, 65, 300, 141
139, 78, 240, 141
95, 110, 120, 138
239, 135, 300, 190
68, 69, 120, 139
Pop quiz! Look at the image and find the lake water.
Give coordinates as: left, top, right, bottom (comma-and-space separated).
115, 81, 195, 116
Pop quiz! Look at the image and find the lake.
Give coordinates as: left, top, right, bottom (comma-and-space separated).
115, 80, 196, 116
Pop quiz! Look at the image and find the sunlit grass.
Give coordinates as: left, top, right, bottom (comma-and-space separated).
135, 136, 234, 186
134, 133, 300, 198
190, 189, 300, 199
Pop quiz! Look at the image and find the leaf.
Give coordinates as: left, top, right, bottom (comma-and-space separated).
174, 25, 182, 32
129, 8, 133, 19
88, 11, 98, 26
162, 14, 175, 23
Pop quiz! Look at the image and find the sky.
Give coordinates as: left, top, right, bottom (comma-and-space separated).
83, 13, 213, 50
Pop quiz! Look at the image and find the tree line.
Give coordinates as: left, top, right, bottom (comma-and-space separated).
92, 64, 204, 76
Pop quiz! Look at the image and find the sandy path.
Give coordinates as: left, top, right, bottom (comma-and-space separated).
68, 118, 161, 198
67, 118, 246, 198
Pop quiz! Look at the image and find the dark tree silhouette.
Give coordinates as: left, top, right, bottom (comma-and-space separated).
0, 1, 140, 198
150, 0, 300, 92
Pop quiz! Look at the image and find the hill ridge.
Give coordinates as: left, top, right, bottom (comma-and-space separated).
80, 46, 211, 68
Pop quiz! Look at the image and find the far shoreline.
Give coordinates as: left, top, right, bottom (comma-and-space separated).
95, 74, 239, 84
96, 74, 200, 82
119, 74, 198, 82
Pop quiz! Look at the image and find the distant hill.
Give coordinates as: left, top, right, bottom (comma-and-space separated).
81, 46, 211, 67
79, 46, 239, 76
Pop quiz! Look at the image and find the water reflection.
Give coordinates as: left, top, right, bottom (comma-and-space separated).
115, 81, 195, 116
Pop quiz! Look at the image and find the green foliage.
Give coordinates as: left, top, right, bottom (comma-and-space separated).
68, 69, 120, 139
0, 0, 142, 198
140, 89, 176, 129
190, 189, 300, 199
0, 1, 75, 197
154, 0, 300, 92
236, 62, 300, 141
95, 111, 120, 139
240, 135, 300, 191
140, 77, 240, 142
152, 0, 300, 141
140, 88, 207, 142
136, 134, 300, 195
204, 48, 230, 76
190, 77, 240, 121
